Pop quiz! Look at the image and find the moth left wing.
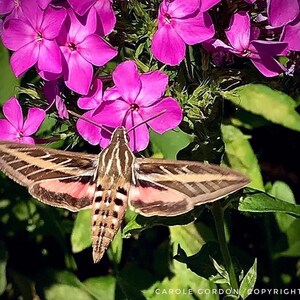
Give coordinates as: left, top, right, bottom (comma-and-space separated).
0, 142, 98, 211
129, 158, 250, 217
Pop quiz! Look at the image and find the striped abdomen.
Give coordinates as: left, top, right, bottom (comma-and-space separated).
91, 128, 135, 263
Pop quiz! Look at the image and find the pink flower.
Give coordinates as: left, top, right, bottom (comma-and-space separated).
206, 11, 288, 77
2, 0, 66, 77
0, 97, 45, 144
77, 61, 183, 152
267, 0, 300, 28
67, 0, 116, 35
44, 80, 68, 119
57, 8, 117, 95
76, 78, 121, 147
151, 0, 216, 66
0, 0, 23, 19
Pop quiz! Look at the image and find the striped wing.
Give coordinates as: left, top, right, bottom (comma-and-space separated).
0, 142, 98, 211
129, 158, 250, 217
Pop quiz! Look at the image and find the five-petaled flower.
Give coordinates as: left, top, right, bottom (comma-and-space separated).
151, 0, 217, 66
207, 11, 288, 77
0, 97, 46, 144
57, 8, 117, 95
77, 61, 183, 152
2, 0, 67, 77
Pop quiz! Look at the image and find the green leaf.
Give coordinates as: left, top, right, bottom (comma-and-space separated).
150, 127, 192, 159
45, 284, 94, 300
210, 256, 230, 285
83, 276, 116, 300
0, 242, 8, 295
222, 125, 264, 190
239, 258, 257, 299
71, 209, 91, 253
175, 242, 222, 280
107, 229, 122, 264
123, 207, 204, 237
223, 84, 300, 131
0, 42, 20, 104
239, 189, 300, 217
269, 181, 296, 232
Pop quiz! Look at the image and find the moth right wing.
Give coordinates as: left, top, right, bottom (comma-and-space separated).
129, 158, 250, 217
0, 142, 98, 211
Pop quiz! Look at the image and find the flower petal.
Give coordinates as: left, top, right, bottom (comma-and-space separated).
78, 78, 103, 110
2, 18, 34, 50
174, 11, 215, 45
19, 136, 35, 144
0, 0, 15, 14
164, 0, 199, 18
21, 0, 44, 28
56, 96, 69, 119
67, 8, 97, 43
152, 25, 186, 66
226, 11, 250, 51
76, 111, 108, 145
200, 0, 221, 12
125, 112, 149, 152
68, 0, 96, 16
93, 99, 129, 127
112, 61, 141, 103
94, 0, 116, 36
3, 98, 24, 130
268, 0, 299, 27
280, 16, 300, 51
41, 6, 67, 39
22, 108, 46, 135
139, 97, 182, 134
10, 41, 39, 77
79, 34, 117, 66
61, 47, 93, 95
38, 39, 62, 74
0, 119, 17, 141
135, 71, 168, 106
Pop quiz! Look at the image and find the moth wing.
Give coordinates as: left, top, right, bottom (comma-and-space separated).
0, 142, 98, 211
129, 158, 250, 217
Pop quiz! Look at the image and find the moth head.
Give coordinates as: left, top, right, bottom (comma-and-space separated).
110, 126, 129, 144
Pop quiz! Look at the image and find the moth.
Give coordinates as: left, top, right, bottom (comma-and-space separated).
0, 127, 249, 262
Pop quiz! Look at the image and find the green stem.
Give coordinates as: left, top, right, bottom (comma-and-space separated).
211, 201, 239, 290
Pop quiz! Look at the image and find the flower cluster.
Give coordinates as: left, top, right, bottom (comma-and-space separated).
0, 0, 299, 150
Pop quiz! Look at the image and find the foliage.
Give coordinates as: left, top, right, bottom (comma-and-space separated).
1, 0, 300, 299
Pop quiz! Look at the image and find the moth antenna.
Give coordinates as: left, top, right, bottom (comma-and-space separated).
68, 110, 113, 135
127, 109, 167, 134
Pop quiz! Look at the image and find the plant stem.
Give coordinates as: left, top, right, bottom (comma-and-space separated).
211, 201, 239, 290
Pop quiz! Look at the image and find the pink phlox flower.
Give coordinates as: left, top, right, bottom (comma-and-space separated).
76, 78, 120, 147
57, 8, 117, 95
207, 11, 288, 77
0, 0, 24, 20
2, 0, 67, 77
0, 97, 46, 144
151, 0, 216, 66
267, 0, 300, 28
44, 79, 69, 119
280, 15, 300, 51
78, 61, 182, 152
67, 0, 116, 35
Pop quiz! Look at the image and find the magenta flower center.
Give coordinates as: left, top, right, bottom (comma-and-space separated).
14, 0, 21, 8
36, 31, 43, 42
164, 13, 172, 24
242, 49, 251, 57
68, 42, 77, 51
130, 103, 139, 111
17, 130, 23, 138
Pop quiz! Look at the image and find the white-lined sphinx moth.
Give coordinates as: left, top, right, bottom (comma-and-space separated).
0, 127, 250, 262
